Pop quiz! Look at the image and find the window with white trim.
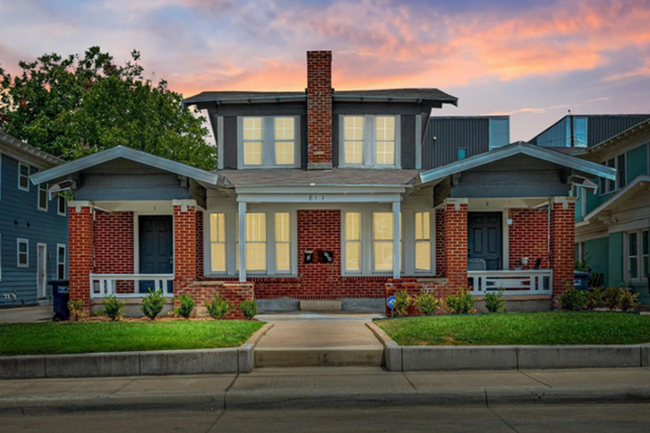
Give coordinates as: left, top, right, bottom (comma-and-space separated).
210, 213, 227, 272
38, 183, 48, 211
344, 212, 361, 272
340, 115, 400, 168
373, 212, 394, 271
600, 155, 627, 195
56, 244, 66, 279
275, 213, 291, 273
58, 195, 67, 216
414, 212, 431, 272
626, 229, 649, 281
18, 163, 30, 191
239, 116, 299, 167
17, 238, 28, 268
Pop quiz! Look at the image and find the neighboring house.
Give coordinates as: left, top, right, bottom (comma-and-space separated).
423, 116, 510, 168
0, 130, 68, 307
529, 114, 650, 149
573, 119, 650, 303
31, 51, 615, 316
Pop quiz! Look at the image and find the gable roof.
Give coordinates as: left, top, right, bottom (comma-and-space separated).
582, 175, 650, 223
29, 146, 219, 186
418, 141, 616, 185
0, 129, 65, 169
585, 117, 650, 156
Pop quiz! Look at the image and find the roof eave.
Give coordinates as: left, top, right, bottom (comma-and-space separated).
583, 175, 650, 222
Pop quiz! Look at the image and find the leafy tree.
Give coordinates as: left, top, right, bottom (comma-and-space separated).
0, 47, 216, 169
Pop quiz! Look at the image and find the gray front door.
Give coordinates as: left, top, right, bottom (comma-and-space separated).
139, 216, 173, 293
468, 212, 502, 271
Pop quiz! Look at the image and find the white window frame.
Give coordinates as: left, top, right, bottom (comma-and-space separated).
204, 210, 298, 277
338, 115, 401, 168
56, 243, 66, 280
18, 162, 30, 192
237, 116, 301, 168
17, 238, 29, 268
600, 154, 627, 195
57, 195, 67, 216
625, 229, 649, 282
38, 183, 48, 212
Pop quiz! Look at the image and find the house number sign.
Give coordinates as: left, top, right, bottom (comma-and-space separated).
309, 195, 325, 202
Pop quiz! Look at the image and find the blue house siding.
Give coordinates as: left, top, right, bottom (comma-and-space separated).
0, 153, 68, 306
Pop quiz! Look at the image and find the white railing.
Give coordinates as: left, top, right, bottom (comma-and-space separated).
90, 274, 174, 298
468, 270, 553, 296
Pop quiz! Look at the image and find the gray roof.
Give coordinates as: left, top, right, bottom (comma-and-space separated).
586, 117, 650, 154
216, 168, 421, 187
184, 88, 457, 105
0, 129, 65, 169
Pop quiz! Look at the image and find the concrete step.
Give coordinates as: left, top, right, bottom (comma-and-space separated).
299, 300, 342, 311
255, 346, 384, 367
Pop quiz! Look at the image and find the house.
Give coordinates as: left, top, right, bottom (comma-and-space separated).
423, 116, 510, 168
30, 51, 616, 316
0, 130, 68, 307
573, 118, 650, 304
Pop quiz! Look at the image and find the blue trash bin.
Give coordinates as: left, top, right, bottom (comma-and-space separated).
573, 271, 591, 291
48, 279, 70, 321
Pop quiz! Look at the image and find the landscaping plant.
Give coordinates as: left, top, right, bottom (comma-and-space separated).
174, 294, 195, 319
67, 299, 85, 322
559, 285, 587, 311
412, 290, 441, 316
141, 288, 166, 320
445, 288, 475, 314
618, 289, 640, 311
484, 289, 507, 313
240, 300, 258, 320
102, 295, 125, 321
205, 294, 233, 319
603, 286, 623, 310
585, 286, 606, 310
393, 290, 411, 317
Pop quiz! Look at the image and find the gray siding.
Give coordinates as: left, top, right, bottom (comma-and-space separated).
223, 116, 238, 169
0, 154, 68, 306
401, 115, 416, 169
423, 117, 491, 169
587, 115, 650, 147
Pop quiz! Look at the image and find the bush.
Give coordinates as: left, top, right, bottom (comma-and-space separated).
67, 299, 85, 322
102, 295, 124, 321
240, 300, 258, 320
445, 288, 475, 314
412, 290, 441, 316
174, 294, 195, 319
485, 289, 507, 313
559, 285, 587, 311
205, 294, 233, 319
618, 289, 640, 311
141, 288, 166, 320
586, 287, 606, 310
393, 290, 411, 317
602, 286, 623, 310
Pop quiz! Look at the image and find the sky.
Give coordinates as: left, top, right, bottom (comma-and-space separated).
1, 0, 650, 141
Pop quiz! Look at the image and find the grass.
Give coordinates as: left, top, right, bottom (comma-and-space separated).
0, 320, 265, 356
377, 312, 650, 346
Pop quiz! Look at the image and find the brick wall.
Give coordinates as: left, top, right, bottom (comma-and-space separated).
173, 204, 197, 295
549, 199, 575, 300
95, 212, 134, 293
385, 278, 449, 316
509, 208, 550, 270
306, 50, 333, 169
435, 209, 445, 277
68, 206, 94, 314
180, 282, 254, 320
444, 202, 467, 294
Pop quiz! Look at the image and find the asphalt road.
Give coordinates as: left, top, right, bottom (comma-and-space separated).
2, 404, 650, 432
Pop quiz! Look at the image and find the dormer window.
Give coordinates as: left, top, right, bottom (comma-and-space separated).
238, 116, 300, 168
339, 115, 400, 168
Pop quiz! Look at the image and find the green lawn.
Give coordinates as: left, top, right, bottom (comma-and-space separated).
0, 320, 265, 356
377, 312, 650, 346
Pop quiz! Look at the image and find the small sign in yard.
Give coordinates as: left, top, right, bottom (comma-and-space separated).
387, 296, 396, 310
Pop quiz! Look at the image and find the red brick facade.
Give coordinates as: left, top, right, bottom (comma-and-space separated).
180, 282, 254, 320
549, 199, 575, 299
444, 201, 468, 294
173, 203, 197, 295
68, 205, 94, 314
306, 51, 333, 168
508, 208, 550, 270
95, 212, 134, 294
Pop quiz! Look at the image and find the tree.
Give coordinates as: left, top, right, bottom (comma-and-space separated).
0, 47, 216, 170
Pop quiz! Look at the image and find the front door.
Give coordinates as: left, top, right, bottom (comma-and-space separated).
37, 244, 47, 298
139, 216, 173, 294
468, 212, 503, 271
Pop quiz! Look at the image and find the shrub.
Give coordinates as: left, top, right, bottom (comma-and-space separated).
559, 285, 587, 311
412, 290, 441, 316
618, 289, 640, 311
393, 290, 411, 317
240, 300, 258, 320
102, 295, 124, 321
602, 286, 623, 310
205, 294, 233, 319
174, 294, 195, 319
141, 288, 166, 320
67, 299, 85, 322
485, 289, 507, 313
445, 288, 475, 314
586, 287, 606, 310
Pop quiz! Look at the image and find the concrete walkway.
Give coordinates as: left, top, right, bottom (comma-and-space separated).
1, 367, 649, 413
0, 306, 52, 323
254, 312, 384, 367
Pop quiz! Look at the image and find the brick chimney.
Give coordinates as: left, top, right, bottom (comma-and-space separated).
307, 51, 333, 170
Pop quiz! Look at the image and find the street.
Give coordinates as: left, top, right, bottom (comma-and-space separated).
2, 404, 650, 432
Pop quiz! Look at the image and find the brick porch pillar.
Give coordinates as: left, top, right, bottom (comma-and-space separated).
173, 200, 197, 296
443, 199, 468, 295
549, 197, 576, 303
68, 201, 94, 315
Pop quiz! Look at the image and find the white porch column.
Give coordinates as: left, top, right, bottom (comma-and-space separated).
238, 201, 247, 282
392, 200, 401, 279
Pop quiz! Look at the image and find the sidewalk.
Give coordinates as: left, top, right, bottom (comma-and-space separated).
2, 367, 650, 413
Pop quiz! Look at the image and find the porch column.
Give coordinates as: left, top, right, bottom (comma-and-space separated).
549, 197, 576, 302
238, 201, 247, 282
173, 200, 197, 294
443, 198, 468, 294
68, 201, 95, 315
392, 200, 401, 279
